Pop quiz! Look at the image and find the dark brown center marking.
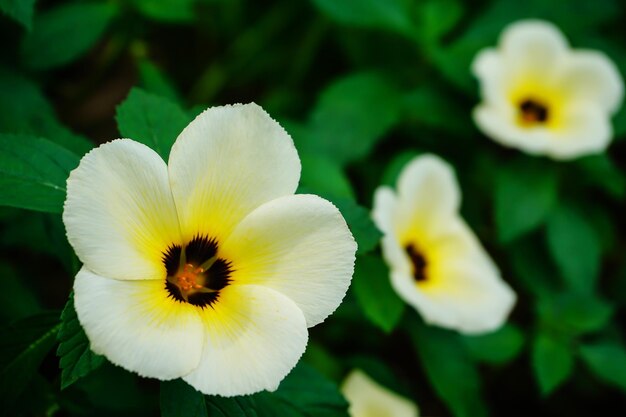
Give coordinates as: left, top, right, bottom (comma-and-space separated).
162, 235, 232, 308
519, 99, 549, 124
405, 244, 427, 282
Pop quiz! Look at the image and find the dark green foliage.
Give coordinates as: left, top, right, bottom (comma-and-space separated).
0, 134, 79, 213
116, 88, 192, 161
57, 294, 105, 389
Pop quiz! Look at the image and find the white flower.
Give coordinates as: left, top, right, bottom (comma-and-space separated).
63, 103, 357, 396
472, 19, 624, 160
372, 154, 515, 334
341, 369, 419, 417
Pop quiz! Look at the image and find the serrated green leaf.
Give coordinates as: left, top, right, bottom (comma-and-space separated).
21, 2, 118, 70
0, 69, 93, 156
310, 0, 414, 36
161, 379, 207, 417
495, 160, 558, 243
537, 292, 613, 337
0, 0, 36, 29
305, 73, 401, 165
579, 342, 626, 392
205, 363, 349, 417
574, 155, 626, 200
546, 204, 601, 293
57, 295, 104, 389
137, 60, 180, 102
409, 323, 487, 417
532, 333, 574, 396
329, 197, 381, 255
300, 154, 355, 200
463, 324, 525, 365
116, 88, 192, 161
352, 255, 404, 333
0, 312, 60, 411
0, 134, 80, 213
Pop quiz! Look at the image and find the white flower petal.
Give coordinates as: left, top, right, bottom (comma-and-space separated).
471, 49, 511, 108
167, 103, 301, 244
499, 20, 568, 75
63, 139, 181, 281
341, 370, 419, 417
73, 268, 204, 379
387, 218, 515, 334
557, 50, 624, 114
182, 284, 308, 396
219, 194, 356, 327
474, 102, 612, 160
393, 154, 460, 242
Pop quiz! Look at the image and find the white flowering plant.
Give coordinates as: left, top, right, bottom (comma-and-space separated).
0, 1, 625, 417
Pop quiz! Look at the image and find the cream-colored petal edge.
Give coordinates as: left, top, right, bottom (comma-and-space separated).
182, 284, 308, 396
499, 19, 569, 74
394, 154, 461, 242
167, 103, 301, 245
63, 139, 182, 281
558, 50, 624, 114
220, 194, 356, 327
341, 369, 419, 417
73, 267, 204, 380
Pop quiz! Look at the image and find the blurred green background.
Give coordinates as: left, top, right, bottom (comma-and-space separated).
1, 0, 625, 416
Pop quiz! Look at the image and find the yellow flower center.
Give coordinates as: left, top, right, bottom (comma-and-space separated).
163, 235, 233, 308
518, 98, 549, 125
404, 243, 428, 282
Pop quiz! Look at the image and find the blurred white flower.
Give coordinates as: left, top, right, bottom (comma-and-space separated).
472, 19, 624, 160
63, 103, 357, 397
372, 154, 516, 334
342, 369, 419, 417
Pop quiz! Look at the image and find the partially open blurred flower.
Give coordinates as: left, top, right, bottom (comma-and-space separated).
372, 154, 515, 334
472, 19, 623, 160
63, 103, 357, 396
341, 369, 419, 417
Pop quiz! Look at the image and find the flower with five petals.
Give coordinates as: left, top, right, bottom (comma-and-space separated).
472, 19, 623, 159
372, 154, 516, 334
63, 103, 357, 396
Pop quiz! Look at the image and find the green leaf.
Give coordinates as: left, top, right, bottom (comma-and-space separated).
116, 88, 192, 161
545, 204, 601, 293
161, 379, 207, 417
508, 237, 558, 297
300, 154, 355, 200
409, 323, 487, 417
579, 342, 626, 392
137, 60, 180, 102
0, 134, 80, 213
131, 0, 197, 23
205, 363, 349, 417
537, 292, 613, 337
305, 73, 401, 165
574, 154, 626, 200
57, 294, 105, 390
352, 255, 404, 333
0, 312, 60, 411
463, 324, 524, 365
417, 0, 463, 42
495, 160, 558, 243
21, 2, 118, 70
329, 197, 381, 255
0, 69, 93, 156
402, 86, 470, 135
0, 262, 41, 323
0, 0, 36, 29
531, 333, 574, 396
310, 0, 414, 36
